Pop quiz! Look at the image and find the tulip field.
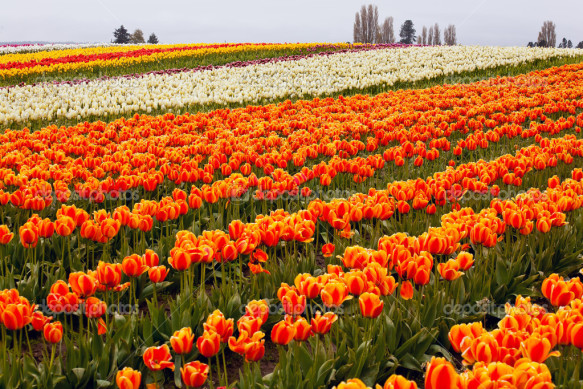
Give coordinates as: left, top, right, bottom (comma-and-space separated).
2, 42, 583, 389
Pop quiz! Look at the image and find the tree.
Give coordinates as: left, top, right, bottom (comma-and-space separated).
377, 17, 395, 44
443, 24, 457, 46
577, 41, 583, 49
354, 4, 378, 43
399, 20, 416, 44
568, 40, 573, 48
427, 26, 434, 45
112, 25, 131, 44
433, 23, 441, 45
527, 42, 535, 48
537, 21, 556, 48
148, 33, 159, 44
130, 29, 145, 44
421, 26, 428, 45
538, 40, 547, 48
354, 13, 362, 43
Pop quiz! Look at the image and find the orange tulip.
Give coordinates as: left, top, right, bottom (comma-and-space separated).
454, 252, 474, 271
335, 378, 370, 389
143, 249, 159, 267
378, 374, 418, 389
121, 254, 148, 278
43, 321, 63, 343
311, 311, 337, 335
84, 296, 107, 318
244, 300, 270, 325
68, 272, 98, 297
271, 319, 296, 345
400, 281, 414, 300
358, 292, 384, 318
196, 329, 220, 358
0, 225, 13, 244
148, 265, 169, 283
320, 281, 352, 307
96, 261, 122, 289
116, 367, 141, 389
424, 357, 461, 389
204, 310, 234, 342
143, 344, 174, 371
281, 288, 306, 316
322, 243, 335, 258
437, 259, 464, 281
170, 327, 195, 355
1, 303, 33, 330
520, 337, 560, 362
292, 317, 313, 341
181, 360, 209, 388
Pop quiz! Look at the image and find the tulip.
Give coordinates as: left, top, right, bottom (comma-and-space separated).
359, 292, 384, 318
43, 321, 63, 343
335, 379, 370, 389
244, 300, 269, 325
292, 317, 313, 341
121, 254, 148, 277
181, 361, 209, 388
196, 329, 220, 357
143, 344, 174, 371
271, 319, 296, 345
116, 367, 141, 389
400, 281, 414, 300
437, 259, 464, 281
148, 265, 169, 283
0, 225, 13, 244
171, 327, 195, 355
311, 311, 337, 335
425, 357, 461, 389
377, 374, 418, 389
96, 261, 122, 289
520, 337, 560, 362
204, 310, 234, 343
84, 297, 107, 318
322, 243, 335, 258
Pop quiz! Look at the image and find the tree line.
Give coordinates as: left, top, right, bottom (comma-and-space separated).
112, 25, 159, 44
527, 21, 582, 49
353, 4, 457, 45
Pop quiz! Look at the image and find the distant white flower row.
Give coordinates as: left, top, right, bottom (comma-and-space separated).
1, 46, 579, 126
0, 43, 123, 55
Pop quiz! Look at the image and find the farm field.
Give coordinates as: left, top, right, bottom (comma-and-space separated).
1, 42, 583, 389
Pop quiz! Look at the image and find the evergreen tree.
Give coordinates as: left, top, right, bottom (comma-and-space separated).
112, 25, 131, 44
147, 33, 159, 44
399, 20, 416, 44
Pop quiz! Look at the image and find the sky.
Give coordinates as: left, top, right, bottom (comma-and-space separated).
0, 0, 581, 46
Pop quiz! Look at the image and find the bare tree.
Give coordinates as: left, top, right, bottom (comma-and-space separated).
443, 24, 457, 46
427, 26, 434, 45
377, 17, 395, 43
433, 23, 441, 45
537, 21, 556, 47
130, 29, 145, 44
354, 13, 362, 43
421, 26, 428, 45
354, 4, 379, 43
366, 4, 379, 43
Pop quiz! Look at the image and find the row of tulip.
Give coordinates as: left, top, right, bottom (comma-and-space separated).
2, 61, 583, 222
1, 46, 581, 127
0, 42, 363, 87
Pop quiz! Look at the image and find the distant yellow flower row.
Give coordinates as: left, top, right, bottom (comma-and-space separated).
0, 43, 351, 80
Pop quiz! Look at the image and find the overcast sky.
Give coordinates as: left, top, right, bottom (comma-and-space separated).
1, 0, 581, 46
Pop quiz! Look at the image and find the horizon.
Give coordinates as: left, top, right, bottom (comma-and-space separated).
1, 0, 581, 47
